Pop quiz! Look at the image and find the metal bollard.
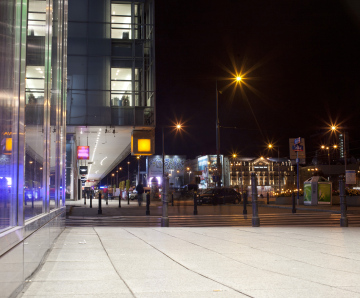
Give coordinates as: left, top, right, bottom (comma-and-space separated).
90, 194, 92, 208
146, 193, 150, 215
243, 191, 247, 215
161, 176, 170, 227
339, 175, 348, 227
98, 192, 102, 214
172, 193, 174, 206
267, 192, 270, 205
251, 173, 260, 227
119, 193, 121, 208
106, 193, 108, 205
193, 192, 198, 215
292, 192, 296, 213
128, 192, 130, 205
84, 193, 86, 205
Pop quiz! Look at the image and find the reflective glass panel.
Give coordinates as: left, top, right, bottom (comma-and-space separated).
24, 0, 47, 220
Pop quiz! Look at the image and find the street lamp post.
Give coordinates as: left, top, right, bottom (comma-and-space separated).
137, 156, 140, 185
331, 125, 347, 172
127, 161, 130, 180
161, 123, 183, 227
216, 76, 241, 188
216, 81, 221, 188
232, 154, 237, 186
268, 144, 281, 195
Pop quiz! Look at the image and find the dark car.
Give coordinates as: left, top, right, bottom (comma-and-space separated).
197, 188, 241, 205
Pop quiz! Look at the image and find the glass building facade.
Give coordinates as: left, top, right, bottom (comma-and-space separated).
67, 0, 155, 127
0, 0, 67, 296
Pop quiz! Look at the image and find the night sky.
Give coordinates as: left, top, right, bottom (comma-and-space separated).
154, 0, 360, 161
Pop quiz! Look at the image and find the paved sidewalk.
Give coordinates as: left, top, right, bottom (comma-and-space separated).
18, 226, 360, 297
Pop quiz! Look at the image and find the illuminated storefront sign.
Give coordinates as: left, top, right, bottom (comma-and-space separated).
77, 146, 89, 160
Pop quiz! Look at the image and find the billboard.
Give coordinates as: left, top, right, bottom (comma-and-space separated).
148, 155, 186, 177
318, 183, 331, 204
77, 146, 89, 160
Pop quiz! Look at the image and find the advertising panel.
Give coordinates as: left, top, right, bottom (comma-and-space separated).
197, 155, 223, 188
346, 170, 356, 185
304, 183, 312, 204
148, 155, 185, 177
318, 183, 331, 204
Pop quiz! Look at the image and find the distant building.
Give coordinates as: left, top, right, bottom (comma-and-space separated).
229, 157, 295, 195
147, 155, 186, 188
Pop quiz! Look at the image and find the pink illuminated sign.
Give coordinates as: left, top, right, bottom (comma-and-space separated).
77, 146, 89, 160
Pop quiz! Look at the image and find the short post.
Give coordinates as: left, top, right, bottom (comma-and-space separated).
339, 175, 348, 227
90, 193, 93, 208
193, 192, 198, 215
146, 192, 150, 215
84, 192, 86, 205
172, 193, 174, 206
251, 173, 260, 227
243, 191, 247, 215
161, 176, 170, 227
106, 193, 108, 205
118, 192, 121, 208
127, 192, 130, 205
98, 191, 102, 214
292, 192, 296, 213
266, 192, 269, 204
31, 195, 34, 208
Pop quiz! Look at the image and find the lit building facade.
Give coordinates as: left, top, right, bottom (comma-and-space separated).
229, 157, 295, 195
66, 0, 155, 198
0, 0, 68, 296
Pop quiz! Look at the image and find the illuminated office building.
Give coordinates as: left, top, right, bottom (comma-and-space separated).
66, 0, 155, 198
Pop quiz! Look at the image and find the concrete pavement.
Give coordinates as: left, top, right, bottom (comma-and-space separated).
17, 226, 360, 298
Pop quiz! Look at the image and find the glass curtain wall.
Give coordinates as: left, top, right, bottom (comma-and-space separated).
25, 0, 67, 219
67, 0, 155, 127
110, 1, 155, 126
0, 0, 67, 231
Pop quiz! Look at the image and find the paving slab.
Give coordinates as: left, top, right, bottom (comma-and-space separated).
17, 226, 360, 298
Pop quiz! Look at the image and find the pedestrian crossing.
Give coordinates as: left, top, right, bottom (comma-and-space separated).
66, 213, 360, 227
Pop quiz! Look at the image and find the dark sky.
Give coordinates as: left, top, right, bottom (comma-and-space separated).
154, 0, 360, 161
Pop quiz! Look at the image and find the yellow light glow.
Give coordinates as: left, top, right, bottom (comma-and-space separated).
331, 126, 336, 131
138, 139, 151, 152
236, 76, 242, 82
5, 138, 12, 151
233, 154, 237, 158
321, 145, 325, 149
333, 145, 337, 149
268, 144, 273, 149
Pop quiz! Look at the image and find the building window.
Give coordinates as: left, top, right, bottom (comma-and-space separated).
111, 4, 134, 39
111, 68, 141, 106
28, 0, 46, 36
25, 66, 45, 105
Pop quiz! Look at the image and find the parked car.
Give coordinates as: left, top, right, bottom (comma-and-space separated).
197, 188, 241, 205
